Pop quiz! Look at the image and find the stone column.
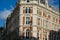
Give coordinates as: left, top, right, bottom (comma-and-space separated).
42, 29, 43, 40
45, 0, 48, 8
39, 31, 40, 40
47, 32, 49, 40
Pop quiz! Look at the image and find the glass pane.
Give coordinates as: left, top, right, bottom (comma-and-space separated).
26, 7, 30, 13
26, 17, 30, 24
38, 18, 40, 25
46, 21, 48, 28
26, 29, 30, 39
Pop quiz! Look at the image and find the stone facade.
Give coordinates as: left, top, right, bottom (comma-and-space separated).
6, 0, 60, 40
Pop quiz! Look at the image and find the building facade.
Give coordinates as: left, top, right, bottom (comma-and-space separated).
6, 0, 60, 40
0, 27, 6, 40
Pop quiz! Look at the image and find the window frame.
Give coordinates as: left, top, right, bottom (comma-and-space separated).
38, 18, 40, 25
26, 29, 30, 39
40, 0, 45, 5
26, 7, 30, 13
26, 17, 30, 25
46, 20, 48, 28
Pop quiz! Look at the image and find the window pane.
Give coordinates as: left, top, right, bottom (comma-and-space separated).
52, 23, 54, 30
46, 21, 48, 28
38, 18, 40, 25
26, 17, 30, 24
37, 9, 40, 14
26, 7, 30, 13
26, 29, 30, 39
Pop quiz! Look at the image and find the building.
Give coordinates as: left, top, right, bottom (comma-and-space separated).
0, 27, 6, 40
6, 0, 60, 40
6, 3, 19, 40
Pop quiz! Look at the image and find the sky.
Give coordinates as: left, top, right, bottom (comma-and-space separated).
0, 0, 59, 27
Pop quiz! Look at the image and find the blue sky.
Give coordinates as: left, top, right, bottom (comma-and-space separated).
0, 0, 59, 27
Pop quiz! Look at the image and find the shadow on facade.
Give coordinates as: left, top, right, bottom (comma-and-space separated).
49, 29, 60, 40
6, 32, 38, 40
6, 28, 19, 40
2, 28, 60, 40
19, 36, 38, 40
6, 33, 38, 40
0, 27, 6, 40
6, 27, 38, 40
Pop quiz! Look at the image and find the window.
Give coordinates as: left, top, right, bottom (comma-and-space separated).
26, 7, 30, 13
26, 17, 30, 24
43, 11, 46, 17
40, 11, 42, 16
26, 29, 30, 39
37, 30, 39, 39
56, 19, 58, 23
53, 17, 55, 22
23, 7, 33, 13
27, 0, 30, 2
43, 20, 46, 27
52, 23, 54, 30
37, 9, 40, 14
38, 0, 40, 4
48, 15, 51, 19
46, 21, 48, 28
38, 18, 40, 25
10, 27, 14, 32
40, 0, 45, 4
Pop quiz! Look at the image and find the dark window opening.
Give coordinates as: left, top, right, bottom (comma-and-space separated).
27, 0, 30, 2
26, 17, 30, 24
40, 0, 45, 4
26, 29, 30, 39
26, 7, 30, 13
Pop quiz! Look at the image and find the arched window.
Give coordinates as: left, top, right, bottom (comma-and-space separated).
26, 29, 30, 39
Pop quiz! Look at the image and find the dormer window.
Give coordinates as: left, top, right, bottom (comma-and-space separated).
27, 0, 30, 2
40, 0, 45, 4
